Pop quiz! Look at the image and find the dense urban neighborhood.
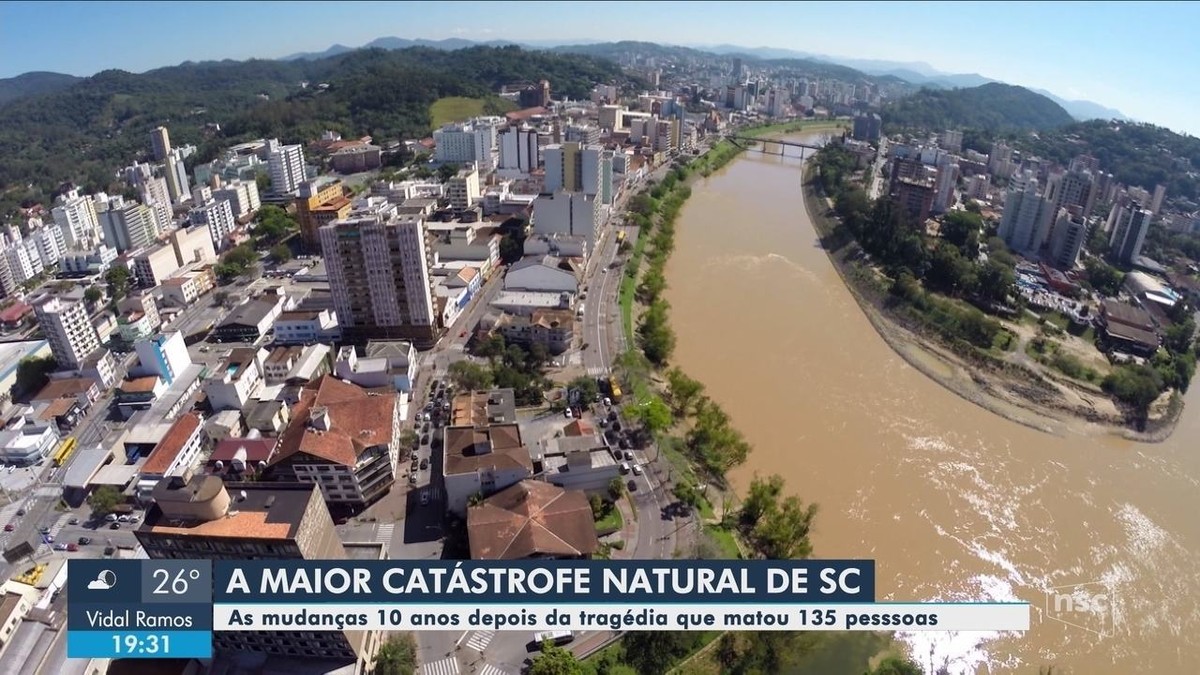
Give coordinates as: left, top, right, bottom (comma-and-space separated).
0, 16, 1198, 675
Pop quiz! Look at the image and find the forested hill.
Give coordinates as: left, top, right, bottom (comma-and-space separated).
0, 71, 82, 106
1021, 119, 1200, 201
882, 82, 1075, 133
0, 46, 632, 202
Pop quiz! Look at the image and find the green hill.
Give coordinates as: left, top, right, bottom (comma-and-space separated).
1022, 119, 1200, 201
882, 82, 1075, 133
0, 71, 82, 106
0, 46, 632, 206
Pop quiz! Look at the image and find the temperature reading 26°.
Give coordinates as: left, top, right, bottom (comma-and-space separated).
153, 567, 201, 595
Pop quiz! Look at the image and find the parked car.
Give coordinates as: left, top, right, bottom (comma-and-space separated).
105, 513, 118, 522
3, 524, 13, 532
603, 397, 612, 407
109, 522, 120, 530
117, 515, 130, 523
632, 465, 644, 476
68, 517, 79, 525
78, 537, 92, 545
38, 526, 50, 534
624, 450, 634, 460
420, 492, 430, 506
421, 434, 430, 445
419, 459, 428, 470
15, 509, 24, 516
53, 543, 67, 551
564, 408, 573, 419
409, 474, 418, 484
66, 543, 79, 552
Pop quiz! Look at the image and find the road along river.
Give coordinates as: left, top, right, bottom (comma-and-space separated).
663, 136, 1200, 673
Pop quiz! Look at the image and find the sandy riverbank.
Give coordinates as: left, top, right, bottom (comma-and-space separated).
798, 162, 1184, 444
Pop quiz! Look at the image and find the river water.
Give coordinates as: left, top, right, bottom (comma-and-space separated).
663, 137, 1200, 673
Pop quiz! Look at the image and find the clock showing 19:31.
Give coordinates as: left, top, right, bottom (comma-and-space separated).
67, 631, 213, 659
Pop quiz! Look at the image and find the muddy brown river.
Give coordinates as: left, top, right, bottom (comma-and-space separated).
663, 136, 1200, 673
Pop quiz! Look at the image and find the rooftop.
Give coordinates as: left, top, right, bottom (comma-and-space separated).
141, 413, 201, 476
118, 375, 160, 394
449, 389, 517, 427
271, 375, 396, 467
210, 437, 276, 464
141, 479, 317, 541
219, 300, 277, 329
0, 340, 47, 383
467, 480, 599, 560
30, 376, 94, 402
444, 423, 531, 476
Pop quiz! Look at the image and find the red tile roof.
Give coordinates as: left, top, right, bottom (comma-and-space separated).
31, 377, 96, 402
210, 438, 276, 463
0, 302, 31, 323
142, 414, 201, 476
468, 480, 599, 560
271, 375, 396, 467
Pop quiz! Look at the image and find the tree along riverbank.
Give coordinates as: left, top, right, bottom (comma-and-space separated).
576, 118, 923, 675
803, 145, 1192, 443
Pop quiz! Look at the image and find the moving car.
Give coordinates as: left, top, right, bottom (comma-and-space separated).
3, 524, 13, 532
78, 537, 91, 545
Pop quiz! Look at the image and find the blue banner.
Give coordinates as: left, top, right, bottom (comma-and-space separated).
214, 560, 876, 604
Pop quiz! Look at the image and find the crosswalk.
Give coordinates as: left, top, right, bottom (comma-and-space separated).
421, 656, 460, 675
478, 665, 511, 675
465, 629, 494, 652
375, 523, 394, 545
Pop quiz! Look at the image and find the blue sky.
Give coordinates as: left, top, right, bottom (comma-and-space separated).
2, 1, 1197, 135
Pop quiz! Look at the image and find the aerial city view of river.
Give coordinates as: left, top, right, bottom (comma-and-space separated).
663, 134, 1200, 673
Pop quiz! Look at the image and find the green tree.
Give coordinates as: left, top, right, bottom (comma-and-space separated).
448, 360, 493, 392
373, 633, 417, 675
608, 477, 626, 501
1102, 364, 1164, 425
567, 375, 599, 403
87, 485, 123, 516
666, 367, 705, 417
621, 632, 708, 675
867, 656, 924, 675
269, 243, 292, 263
638, 299, 676, 366
527, 643, 584, 675
589, 493, 605, 520
628, 395, 672, 435
926, 242, 977, 296
740, 474, 785, 528
672, 481, 701, 510
752, 495, 818, 559
105, 265, 131, 300
1085, 258, 1125, 297
437, 163, 461, 183
13, 355, 56, 399
976, 258, 1016, 305
398, 429, 419, 451
255, 172, 271, 192
940, 210, 983, 258
84, 286, 103, 305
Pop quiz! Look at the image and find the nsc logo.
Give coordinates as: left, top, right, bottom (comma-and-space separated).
1044, 580, 1117, 638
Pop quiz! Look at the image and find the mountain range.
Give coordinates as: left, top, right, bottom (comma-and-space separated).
0, 36, 1129, 124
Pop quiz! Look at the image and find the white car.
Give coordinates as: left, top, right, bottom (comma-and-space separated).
564, 408, 573, 419
632, 464, 643, 476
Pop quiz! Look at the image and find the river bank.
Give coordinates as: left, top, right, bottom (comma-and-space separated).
800, 161, 1185, 443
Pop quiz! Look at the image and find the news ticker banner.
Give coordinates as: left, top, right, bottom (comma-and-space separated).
67, 559, 1030, 658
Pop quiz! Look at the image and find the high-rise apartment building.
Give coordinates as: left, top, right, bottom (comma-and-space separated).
1110, 207, 1153, 266
543, 143, 603, 196
52, 189, 102, 249
320, 198, 437, 344
447, 166, 481, 210
933, 163, 959, 214
162, 149, 192, 205
188, 198, 237, 250
852, 114, 881, 142
266, 139, 307, 196
433, 120, 498, 174
149, 126, 172, 161
499, 126, 540, 174
998, 172, 1051, 252
212, 179, 261, 218
135, 477, 379, 664
1049, 208, 1088, 270
1150, 184, 1167, 215
98, 196, 157, 253
1039, 168, 1097, 250
34, 296, 100, 369
139, 175, 174, 233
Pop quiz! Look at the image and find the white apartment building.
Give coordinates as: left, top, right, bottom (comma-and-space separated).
52, 189, 102, 249
28, 221, 66, 267
499, 126, 540, 174
33, 296, 100, 369
273, 308, 341, 345
202, 348, 265, 411
99, 196, 157, 252
133, 243, 182, 288
320, 198, 436, 341
532, 191, 601, 249
164, 149, 192, 205
139, 175, 175, 233
434, 120, 498, 174
447, 166, 481, 210
213, 180, 261, 217
267, 139, 307, 195
189, 198, 237, 250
